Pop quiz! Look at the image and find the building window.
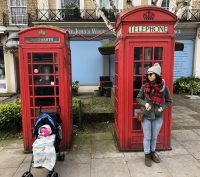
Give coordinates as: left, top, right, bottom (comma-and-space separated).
9, 0, 27, 25
100, 0, 118, 9
161, 0, 169, 10
0, 46, 6, 92
61, 0, 80, 8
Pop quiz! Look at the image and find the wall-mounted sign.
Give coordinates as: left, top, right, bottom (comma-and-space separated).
25, 37, 60, 43
129, 25, 168, 33
174, 40, 194, 81
66, 27, 113, 36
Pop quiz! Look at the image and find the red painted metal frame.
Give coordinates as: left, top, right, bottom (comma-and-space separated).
114, 6, 176, 151
18, 26, 72, 152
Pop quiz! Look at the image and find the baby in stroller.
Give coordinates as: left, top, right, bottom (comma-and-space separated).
22, 112, 65, 177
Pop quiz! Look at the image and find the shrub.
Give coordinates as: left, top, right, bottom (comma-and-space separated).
72, 97, 80, 124
0, 100, 22, 131
72, 81, 80, 96
173, 76, 200, 94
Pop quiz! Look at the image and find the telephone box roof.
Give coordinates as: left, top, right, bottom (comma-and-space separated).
116, 6, 177, 28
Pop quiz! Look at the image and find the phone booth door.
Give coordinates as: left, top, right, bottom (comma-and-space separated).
23, 49, 65, 149
130, 41, 169, 150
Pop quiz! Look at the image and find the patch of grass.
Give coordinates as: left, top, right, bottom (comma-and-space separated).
73, 121, 114, 134
81, 96, 113, 113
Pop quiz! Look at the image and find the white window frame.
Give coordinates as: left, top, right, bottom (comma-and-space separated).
118, 0, 123, 10
8, 0, 28, 25
133, 0, 142, 6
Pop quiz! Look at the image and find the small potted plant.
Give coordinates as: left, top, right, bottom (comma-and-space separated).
72, 81, 79, 96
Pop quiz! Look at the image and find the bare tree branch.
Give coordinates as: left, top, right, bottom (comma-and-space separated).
169, 0, 176, 13
156, 0, 164, 7
127, 0, 134, 7
108, 0, 118, 16
91, 0, 116, 35
176, 0, 192, 20
151, 0, 158, 6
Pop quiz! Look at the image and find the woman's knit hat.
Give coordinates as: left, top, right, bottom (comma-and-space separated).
147, 63, 161, 76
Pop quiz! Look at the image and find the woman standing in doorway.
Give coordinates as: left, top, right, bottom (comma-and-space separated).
136, 63, 172, 167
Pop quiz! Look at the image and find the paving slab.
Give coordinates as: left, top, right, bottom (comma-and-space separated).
159, 137, 188, 157
193, 129, 200, 136
172, 118, 200, 127
172, 129, 200, 141
0, 168, 18, 177
56, 161, 91, 177
192, 151, 200, 160
91, 158, 130, 177
126, 158, 172, 177
179, 140, 200, 154
172, 105, 199, 115
0, 149, 26, 169
13, 162, 49, 177
91, 139, 123, 158
65, 151, 91, 164
90, 132, 123, 159
123, 151, 144, 159
163, 154, 200, 177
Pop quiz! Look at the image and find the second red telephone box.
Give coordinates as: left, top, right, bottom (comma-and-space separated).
18, 26, 72, 152
114, 6, 176, 151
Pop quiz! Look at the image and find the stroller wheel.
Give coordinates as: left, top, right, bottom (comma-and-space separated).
47, 171, 58, 177
51, 172, 58, 177
22, 171, 33, 177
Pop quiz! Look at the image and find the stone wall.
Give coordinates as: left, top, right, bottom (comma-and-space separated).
85, 0, 96, 9
0, 1, 8, 25
27, 0, 37, 22
192, 0, 200, 9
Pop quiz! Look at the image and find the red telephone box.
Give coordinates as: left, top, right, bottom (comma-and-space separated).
114, 6, 176, 151
18, 26, 72, 152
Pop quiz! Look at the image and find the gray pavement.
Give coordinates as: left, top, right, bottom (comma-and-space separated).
1, 94, 200, 177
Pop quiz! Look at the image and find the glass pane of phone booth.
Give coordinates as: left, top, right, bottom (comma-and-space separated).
28, 52, 59, 131
133, 46, 163, 131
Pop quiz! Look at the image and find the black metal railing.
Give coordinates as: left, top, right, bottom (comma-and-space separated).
179, 8, 200, 22
2, 8, 200, 27
34, 9, 116, 22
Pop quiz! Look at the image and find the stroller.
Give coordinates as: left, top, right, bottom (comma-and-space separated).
22, 112, 65, 177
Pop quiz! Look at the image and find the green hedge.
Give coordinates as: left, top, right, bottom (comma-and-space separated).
0, 100, 22, 131
173, 76, 200, 94
0, 97, 80, 131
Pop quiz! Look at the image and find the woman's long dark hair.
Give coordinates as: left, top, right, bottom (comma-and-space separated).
145, 73, 162, 84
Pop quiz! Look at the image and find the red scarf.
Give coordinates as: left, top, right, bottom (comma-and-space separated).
144, 81, 164, 105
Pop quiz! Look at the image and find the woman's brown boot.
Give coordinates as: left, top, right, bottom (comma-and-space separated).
150, 151, 160, 163
145, 153, 152, 167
